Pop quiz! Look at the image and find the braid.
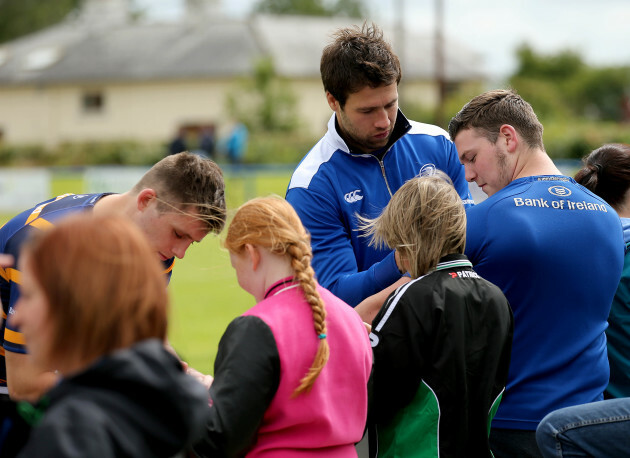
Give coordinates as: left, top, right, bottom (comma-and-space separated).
288, 241, 330, 397
224, 196, 331, 397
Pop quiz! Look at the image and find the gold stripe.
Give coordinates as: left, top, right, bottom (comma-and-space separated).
4, 328, 25, 346
163, 259, 175, 275
24, 194, 73, 225
29, 218, 54, 231
6, 268, 20, 285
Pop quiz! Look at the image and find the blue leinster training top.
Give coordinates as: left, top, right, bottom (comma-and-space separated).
286, 111, 473, 306
465, 176, 624, 430
0, 193, 175, 394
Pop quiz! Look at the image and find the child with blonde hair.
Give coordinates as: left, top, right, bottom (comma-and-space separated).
364, 172, 513, 457
192, 196, 372, 457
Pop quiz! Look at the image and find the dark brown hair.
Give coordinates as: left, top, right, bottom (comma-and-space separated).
575, 143, 630, 211
320, 22, 401, 107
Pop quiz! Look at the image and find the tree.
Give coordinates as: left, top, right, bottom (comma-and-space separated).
509, 44, 630, 122
513, 44, 584, 80
253, 0, 367, 17
0, 0, 82, 44
226, 57, 299, 132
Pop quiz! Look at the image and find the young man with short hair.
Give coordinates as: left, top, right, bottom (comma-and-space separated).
449, 89, 625, 457
286, 23, 472, 320
0, 152, 226, 431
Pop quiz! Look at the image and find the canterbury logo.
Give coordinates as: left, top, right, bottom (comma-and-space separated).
344, 190, 363, 203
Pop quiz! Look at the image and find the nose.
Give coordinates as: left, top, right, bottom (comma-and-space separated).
374, 109, 390, 129
172, 240, 192, 260
464, 164, 476, 183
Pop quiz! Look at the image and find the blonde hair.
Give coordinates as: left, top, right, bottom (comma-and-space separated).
22, 214, 168, 368
362, 171, 466, 278
224, 196, 329, 397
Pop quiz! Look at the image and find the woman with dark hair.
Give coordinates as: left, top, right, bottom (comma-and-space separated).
536, 144, 630, 457
574, 143, 630, 399
9, 214, 208, 457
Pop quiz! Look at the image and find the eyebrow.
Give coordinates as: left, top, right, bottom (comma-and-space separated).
356, 97, 398, 111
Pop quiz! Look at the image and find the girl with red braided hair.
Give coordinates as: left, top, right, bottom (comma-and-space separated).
192, 196, 372, 457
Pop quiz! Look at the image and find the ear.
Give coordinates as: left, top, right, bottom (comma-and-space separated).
244, 243, 261, 272
326, 92, 340, 112
137, 188, 157, 212
499, 124, 518, 153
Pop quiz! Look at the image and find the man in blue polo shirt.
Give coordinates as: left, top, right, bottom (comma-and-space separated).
448, 89, 624, 457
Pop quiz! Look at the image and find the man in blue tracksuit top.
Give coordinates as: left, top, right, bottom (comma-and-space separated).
448, 89, 625, 457
285, 23, 472, 319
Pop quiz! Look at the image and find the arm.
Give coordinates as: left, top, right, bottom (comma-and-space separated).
355, 277, 411, 325
286, 187, 402, 306
6, 352, 59, 402
193, 316, 279, 457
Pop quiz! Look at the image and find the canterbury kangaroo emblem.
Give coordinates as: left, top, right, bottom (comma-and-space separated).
344, 190, 363, 203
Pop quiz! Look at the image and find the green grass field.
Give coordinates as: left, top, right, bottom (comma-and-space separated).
169, 173, 292, 373
4, 170, 292, 375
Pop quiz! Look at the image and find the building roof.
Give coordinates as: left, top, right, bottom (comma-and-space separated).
0, 8, 485, 86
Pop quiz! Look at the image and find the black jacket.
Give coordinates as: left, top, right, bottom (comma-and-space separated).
369, 254, 513, 457
16, 339, 209, 457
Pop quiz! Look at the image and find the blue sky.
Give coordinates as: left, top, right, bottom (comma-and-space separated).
136, 0, 630, 79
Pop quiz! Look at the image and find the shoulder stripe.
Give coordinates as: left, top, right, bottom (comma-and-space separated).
374, 277, 424, 333
5, 328, 25, 346
28, 218, 54, 231
407, 120, 450, 139
24, 194, 73, 226
288, 139, 337, 190
6, 268, 20, 285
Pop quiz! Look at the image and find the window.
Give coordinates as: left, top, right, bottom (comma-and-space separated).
82, 91, 105, 114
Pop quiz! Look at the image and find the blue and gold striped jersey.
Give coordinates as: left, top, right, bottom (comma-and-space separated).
0, 193, 175, 392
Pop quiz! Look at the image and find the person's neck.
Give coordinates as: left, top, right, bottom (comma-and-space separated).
257, 254, 296, 303
513, 147, 562, 181
93, 192, 135, 218
615, 193, 630, 218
